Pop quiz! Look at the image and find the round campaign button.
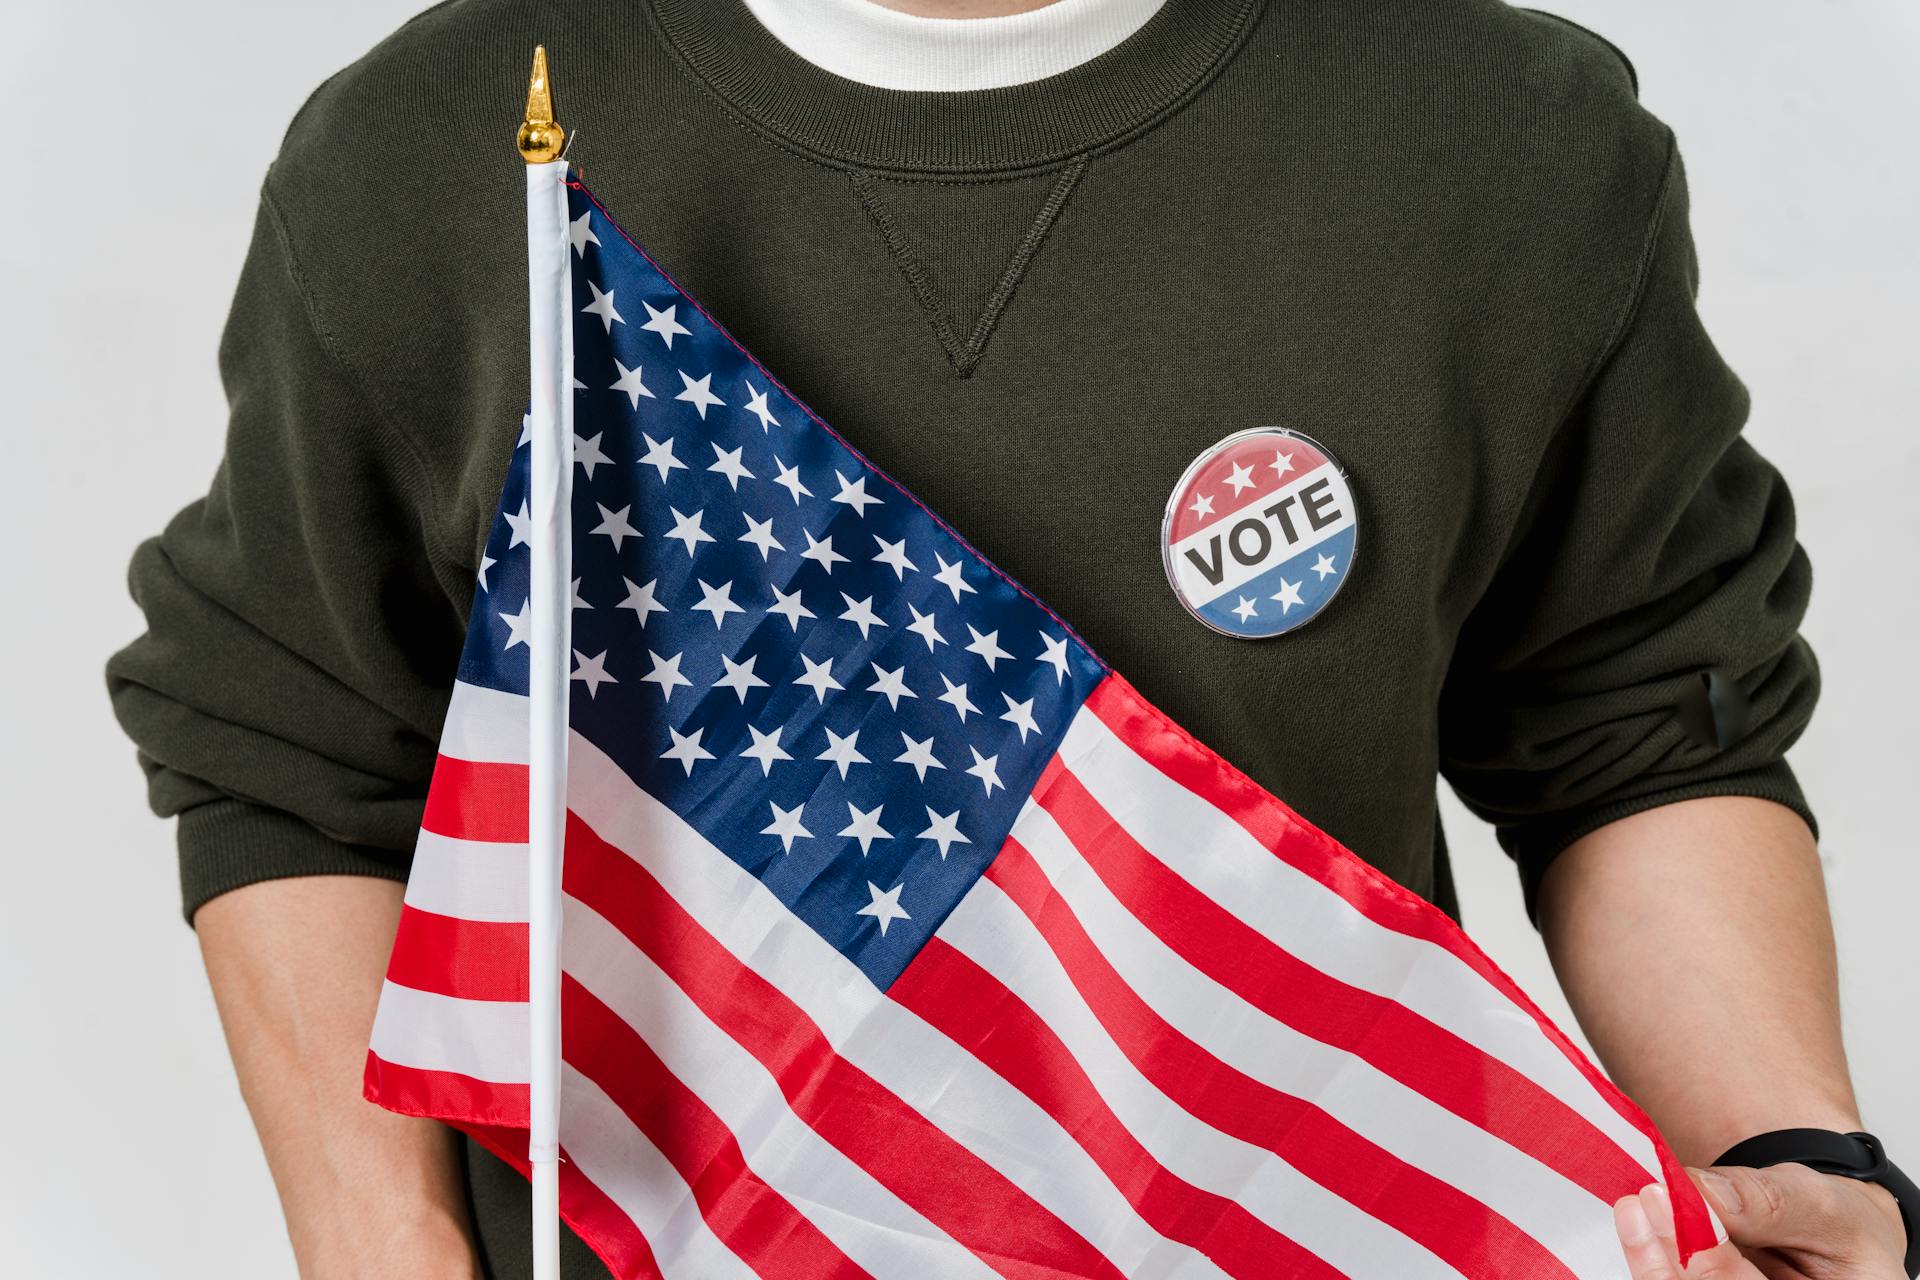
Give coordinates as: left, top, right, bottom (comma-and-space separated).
1160, 428, 1359, 639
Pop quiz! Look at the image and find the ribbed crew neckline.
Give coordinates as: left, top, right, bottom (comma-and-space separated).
648, 0, 1263, 174
733, 0, 1169, 93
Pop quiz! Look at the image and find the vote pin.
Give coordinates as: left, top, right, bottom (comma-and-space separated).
1160, 428, 1359, 639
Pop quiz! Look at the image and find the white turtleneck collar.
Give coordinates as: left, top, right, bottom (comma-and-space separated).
735, 0, 1171, 92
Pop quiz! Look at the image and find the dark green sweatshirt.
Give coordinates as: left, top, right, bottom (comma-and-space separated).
105, 1, 1818, 1273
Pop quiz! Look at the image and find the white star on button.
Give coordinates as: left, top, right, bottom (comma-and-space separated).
664, 507, 715, 557
918, 808, 970, 859
1188, 493, 1215, 519
857, 881, 909, 935
740, 725, 791, 776
838, 802, 891, 855
660, 726, 714, 776
1271, 578, 1305, 613
611, 361, 654, 409
640, 301, 691, 348
1270, 450, 1296, 479
1311, 552, 1338, 581
743, 381, 780, 432
571, 649, 617, 698
1232, 596, 1259, 623
817, 729, 870, 780
1223, 461, 1256, 496
762, 802, 812, 854
674, 370, 724, 418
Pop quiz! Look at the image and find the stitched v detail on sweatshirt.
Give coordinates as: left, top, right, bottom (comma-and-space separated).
850, 159, 1088, 378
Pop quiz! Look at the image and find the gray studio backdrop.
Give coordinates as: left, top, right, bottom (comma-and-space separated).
2, 2, 1913, 1274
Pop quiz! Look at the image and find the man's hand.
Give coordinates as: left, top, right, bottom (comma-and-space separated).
1615, 1165, 1907, 1279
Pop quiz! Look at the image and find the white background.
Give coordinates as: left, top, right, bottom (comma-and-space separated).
1, 2, 1914, 1274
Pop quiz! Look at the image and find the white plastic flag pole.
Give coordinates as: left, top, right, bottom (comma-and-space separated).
519, 46, 571, 1280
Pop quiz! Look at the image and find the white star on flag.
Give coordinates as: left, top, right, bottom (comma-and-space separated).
571, 649, 617, 697
664, 507, 715, 557
611, 361, 654, 408
617, 577, 667, 626
817, 729, 870, 779
856, 881, 909, 935
640, 649, 691, 701
591, 503, 641, 551
744, 382, 780, 432
638, 433, 685, 482
582, 280, 623, 330
660, 725, 714, 775
838, 803, 892, 855
713, 654, 767, 701
894, 732, 945, 782
739, 725, 792, 776
918, 808, 970, 859
640, 301, 690, 348
761, 801, 812, 853
675, 370, 724, 418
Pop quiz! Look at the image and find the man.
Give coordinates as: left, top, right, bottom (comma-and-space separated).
105, 0, 1909, 1276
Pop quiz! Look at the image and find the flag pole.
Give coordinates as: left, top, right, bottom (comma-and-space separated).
517, 45, 570, 1280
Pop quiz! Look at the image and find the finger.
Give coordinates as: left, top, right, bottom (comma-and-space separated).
1617, 1194, 1685, 1280
1640, 1182, 1684, 1271
1692, 1163, 1857, 1253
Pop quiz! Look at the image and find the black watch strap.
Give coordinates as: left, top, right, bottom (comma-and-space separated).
1714, 1129, 1920, 1278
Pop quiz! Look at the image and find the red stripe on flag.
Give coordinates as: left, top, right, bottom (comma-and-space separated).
1082, 674, 1718, 1257
386, 905, 529, 1001
421, 756, 528, 843
1032, 755, 1646, 1204
561, 812, 1128, 1280
987, 838, 1577, 1280
562, 974, 874, 1280
362, 1049, 530, 1129
894, 940, 1345, 1280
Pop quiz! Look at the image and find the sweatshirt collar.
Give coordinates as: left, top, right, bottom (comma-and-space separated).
647, 0, 1262, 174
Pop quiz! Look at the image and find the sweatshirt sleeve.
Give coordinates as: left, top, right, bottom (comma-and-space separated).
105, 184, 466, 923
1438, 138, 1820, 920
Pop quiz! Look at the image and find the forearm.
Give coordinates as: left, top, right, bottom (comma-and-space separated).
1537, 795, 1860, 1167
196, 875, 480, 1279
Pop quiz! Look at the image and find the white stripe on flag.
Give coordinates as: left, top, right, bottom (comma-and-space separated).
564, 898, 1004, 1280
557, 1065, 759, 1280
369, 979, 528, 1083
438, 678, 532, 765
1012, 796, 1625, 1279
404, 829, 530, 923
937, 884, 1465, 1280
1056, 706, 1659, 1171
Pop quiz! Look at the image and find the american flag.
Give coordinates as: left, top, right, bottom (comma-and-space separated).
364, 176, 1717, 1278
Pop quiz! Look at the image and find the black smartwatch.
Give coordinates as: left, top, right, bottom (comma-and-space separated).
1714, 1129, 1919, 1278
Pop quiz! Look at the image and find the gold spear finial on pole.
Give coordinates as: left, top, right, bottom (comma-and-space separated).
517, 45, 565, 163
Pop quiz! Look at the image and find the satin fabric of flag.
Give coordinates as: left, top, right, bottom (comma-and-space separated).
363, 174, 1719, 1278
